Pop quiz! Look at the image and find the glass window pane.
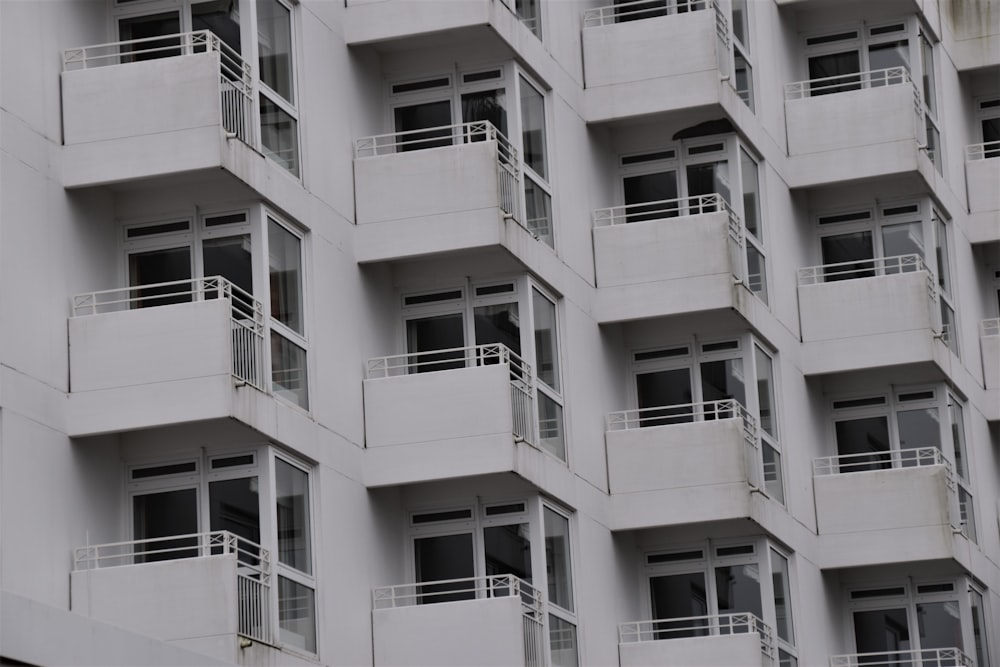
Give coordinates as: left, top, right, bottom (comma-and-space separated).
406, 314, 466, 373
926, 117, 942, 172
686, 161, 730, 206
278, 576, 316, 653
734, 48, 753, 110
746, 245, 767, 303
461, 89, 507, 137
881, 221, 924, 271
916, 600, 963, 650
821, 231, 874, 281
636, 368, 693, 425
754, 346, 776, 438
740, 149, 760, 239
514, 0, 542, 38
484, 524, 531, 581
868, 40, 910, 84
649, 573, 709, 638
192, 1, 240, 53
394, 101, 453, 151
268, 219, 303, 334
474, 302, 520, 355
762, 443, 784, 504
524, 176, 553, 247
700, 358, 747, 414
543, 508, 573, 611
257, 0, 294, 102
808, 51, 860, 95
920, 32, 936, 114
971, 589, 991, 667
548, 616, 579, 667
414, 533, 475, 603
118, 13, 181, 62
935, 215, 951, 295
538, 392, 565, 461
203, 235, 253, 296
519, 77, 547, 178
259, 95, 299, 176
623, 171, 679, 223
276, 459, 311, 573
132, 489, 198, 563
128, 246, 192, 308
852, 608, 910, 652
532, 289, 559, 390
613, 0, 667, 22
770, 550, 794, 643
958, 487, 977, 543
271, 332, 308, 409
209, 477, 261, 560
835, 417, 891, 472
715, 564, 763, 633
896, 407, 941, 463
940, 301, 958, 355
949, 400, 968, 480
731, 0, 747, 46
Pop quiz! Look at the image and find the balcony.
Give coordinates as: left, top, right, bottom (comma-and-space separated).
784, 68, 934, 188
582, 0, 746, 123
830, 648, 973, 667
605, 400, 771, 530
965, 142, 1000, 243
372, 575, 544, 667
60, 31, 275, 189
812, 449, 968, 569
71, 531, 273, 661
363, 344, 544, 486
592, 194, 752, 323
618, 615, 775, 667
343, 0, 541, 48
67, 277, 270, 437
797, 255, 950, 376
982, 319, 1000, 422
354, 122, 542, 263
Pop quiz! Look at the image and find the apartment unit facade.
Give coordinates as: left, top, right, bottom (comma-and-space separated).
0, 0, 999, 665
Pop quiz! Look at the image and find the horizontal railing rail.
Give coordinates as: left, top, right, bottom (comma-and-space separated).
74, 530, 273, 644
797, 253, 934, 289
829, 648, 973, 667
583, 0, 711, 28
71, 276, 266, 391
785, 66, 914, 100
373, 574, 543, 612
593, 192, 733, 227
966, 140, 1000, 161
619, 613, 775, 658
814, 447, 947, 476
63, 31, 255, 147
981, 317, 1000, 337
354, 120, 518, 165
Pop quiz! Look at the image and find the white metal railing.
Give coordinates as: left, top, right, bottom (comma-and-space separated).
366, 343, 534, 445
607, 399, 763, 491
830, 648, 973, 667
619, 613, 775, 658
981, 317, 1000, 337
785, 66, 914, 100
813, 446, 946, 476
63, 30, 255, 148
354, 121, 521, 223
73, 530, 273, 645
71, 276, 266, 391
966, 140, 1000, 161
373, 574, 545, 667
797, 254, 935, 291
583, 0, 711, 28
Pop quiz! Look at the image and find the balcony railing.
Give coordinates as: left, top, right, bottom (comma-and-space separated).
73, 530, 273, 645
373, 574, 545, 667
354, 121, 521, 224
71, 276, 266, 392
966, 140, 1000, 161
785, 66, 919, 101
982, 317, 1000, 338
813, 446, 947, 476
583, 0, 713, 28
366, 343, 534, 445
63, 30, 255, 148
607, 399, 763, 491
619, 613, 775, 659
829, 648, 973, 667
798, 254, 936, 290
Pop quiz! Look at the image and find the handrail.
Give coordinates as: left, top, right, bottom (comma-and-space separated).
73, 530, 269, 575
619, 613, 775, 658
981, 317, 1000, 337
966, 140, 1000, 161
829, 648, 973, 667
784, 66, 914, 100
583, 0, 711, 28
71, 276, 266, 391
366, 342, 531, 379
354, 120, 518, 165
372, 574, 542, 612
813, 447, 947, 476
592, 193, 734, 227
797, 253, 933, 287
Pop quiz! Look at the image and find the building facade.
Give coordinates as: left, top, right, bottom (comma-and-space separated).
0, 0, 999, 665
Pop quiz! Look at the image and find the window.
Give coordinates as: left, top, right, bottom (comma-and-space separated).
847, 579, 985, 657
976, 98, 1000, 158
519, 76, 553, 246
816, 199, 933, 277
127, 447, 317, 655
642, 539, 797, 661
803, 20, 940, 170
514, 0, 542, 39
400, 278, 566, 461
630, 335, 784, 502
729, 0, 754, 110
268, 216, 309, 409
544, 506, 578, 667
257, 0, 299, 176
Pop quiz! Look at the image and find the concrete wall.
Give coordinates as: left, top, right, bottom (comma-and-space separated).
619, 633, 766, 667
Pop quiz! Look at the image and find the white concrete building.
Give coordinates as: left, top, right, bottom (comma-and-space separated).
1, 0, 998, 665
